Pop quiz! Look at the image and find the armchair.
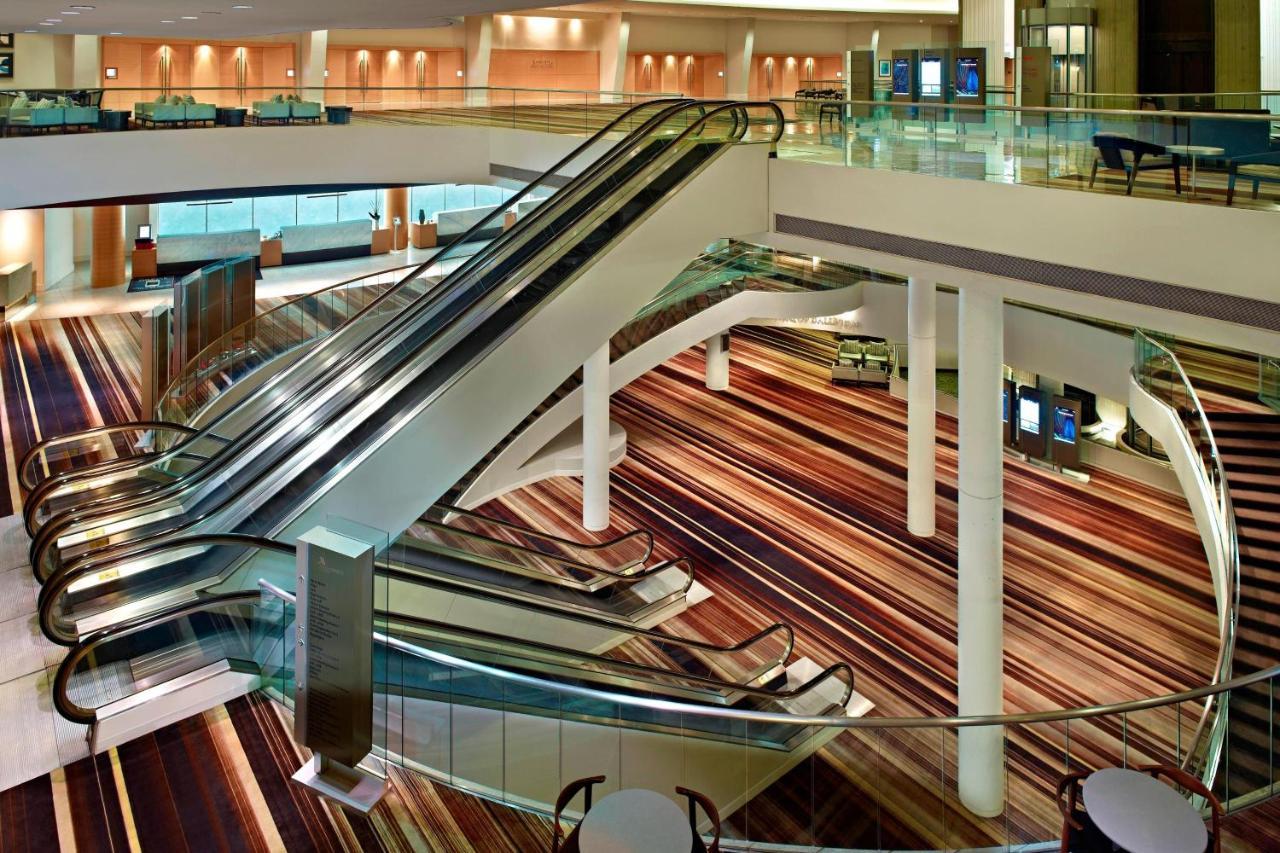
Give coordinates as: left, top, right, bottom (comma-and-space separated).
550, 775, 606, 853
1088, 133, 1182, 196
9, 100, 65, 134
676, 786, 721, 853
135, 98, 186, 128
289, 99, 322, 123
1226, 150, 1280, 205
251, 99, 291, 125
1055, 770, 1111, 853
183, 97, 216, 127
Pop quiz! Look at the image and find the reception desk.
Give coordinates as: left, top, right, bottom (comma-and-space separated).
157, 230, 261, 277
281, 220, 373, 265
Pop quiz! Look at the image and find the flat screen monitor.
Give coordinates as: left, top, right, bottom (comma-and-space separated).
1053, 406, 1077, 444
1018, 396, 1041, 435
892, 58, 911, 95
920, 57, 942, 97
1001, 387, 1009, 423
137, 224, 153, 241
956, 57, 980, 98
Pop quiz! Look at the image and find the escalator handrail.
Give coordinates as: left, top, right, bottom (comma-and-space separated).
433, 502, 655, 564
25, 99, 691, 548
415, 517, 655, 579
37, 100, 779, 591
28, 98, 700, 579
18, 421, 219, 491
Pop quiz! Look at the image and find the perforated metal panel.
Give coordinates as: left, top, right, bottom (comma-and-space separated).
774, 213, 1280, 332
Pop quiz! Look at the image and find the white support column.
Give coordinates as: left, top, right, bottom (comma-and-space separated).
705, 332, 729, 391
960, 0, 1011, 90
907, 276, 936, 538
71, 35, 101, 89
725, 18, 755, 100
582, 343, 611, 531
300, 30, 328, 104
956, 285, 1006, 818
599, 12, 631, 100
464, 15, 493, 106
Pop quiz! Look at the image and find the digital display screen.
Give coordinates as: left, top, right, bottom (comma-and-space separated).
956, 57, 980, 97
1053, 406, 1077, 444
138, 224, 153, 241
1002, 388, 1009, 423
1019, 396, 1041, 435
920, 57, 942, 97
892, 58, 911, 95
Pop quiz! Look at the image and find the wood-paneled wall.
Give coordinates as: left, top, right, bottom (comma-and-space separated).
325, 47, 463, 106
1216, 0, 1262, 98
488, 49, 600, 93
1093, 0, 1138, 95
624, 53, 725, 97
100, 37, 295, 111
90, 205, 125, 289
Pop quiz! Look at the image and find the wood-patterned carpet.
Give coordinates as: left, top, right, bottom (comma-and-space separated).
476, 326, 1220, 848
0, 300, 1251, 849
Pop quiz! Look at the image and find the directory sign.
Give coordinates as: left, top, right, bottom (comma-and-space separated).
1017, 386, 1047, 459
920, 57, 942, 97
1051, 394, 1082, 469
295, 526, 375, 770
956, 57, 981, 97
892, 58, 911, 95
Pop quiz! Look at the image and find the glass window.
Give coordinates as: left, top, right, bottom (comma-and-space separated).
474, 185, 503, 207
253, 195, 297, 239
158, 201, 208, 235
445, 184, 476, 210
411, 185, 445, 223
340, 189, 380, 224
205, 198, 253, 233
298, 192, 339, 226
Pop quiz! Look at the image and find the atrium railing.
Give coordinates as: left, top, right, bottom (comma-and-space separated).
767, 97, 1278, 210
1259, 356, 1280, 412
1061, 90, 1280, 112
1132, 329, 1241, 789
256, 579, 1278, 851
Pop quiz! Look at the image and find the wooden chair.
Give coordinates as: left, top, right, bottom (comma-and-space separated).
677, 786, 721, 853
1136, 764, 1223, 852
1089, 134, 1182, 196
1056, 769, 1111, 853
551, 775, 606, 853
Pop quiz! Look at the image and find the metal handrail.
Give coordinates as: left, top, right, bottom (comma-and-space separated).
1133, 329, 1241, 780
259, 578, 1278, 730
26, 98, 694, 581
433, 502, 654, 564
772, 95, 1277, 122
18, 421, 200, 493
93, 84, 684, 98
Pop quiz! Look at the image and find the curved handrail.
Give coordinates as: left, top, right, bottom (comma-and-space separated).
156, 261, 425, 425
18, 421, 200, 494
26, 98, 696, 581
433, 502, 655, 565
1133, 330, 1241, 781
32, 100, 780, 585
409, 524, 662, 582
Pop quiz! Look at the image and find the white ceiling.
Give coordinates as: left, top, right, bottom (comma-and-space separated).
0, 0, 554, 39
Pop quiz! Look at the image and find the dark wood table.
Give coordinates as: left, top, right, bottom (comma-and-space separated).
325, 105, 353, 125
97, 109, 131, 131
216, 107, 248, 127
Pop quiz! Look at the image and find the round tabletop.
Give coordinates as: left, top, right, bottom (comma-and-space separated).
1164, 144, 1226, 157
579, 788, 693, 853
1082, 768, 1208, 853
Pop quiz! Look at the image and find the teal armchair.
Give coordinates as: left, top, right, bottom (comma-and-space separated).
10, 104, 66, 133
135, 100, 186, 127
289, 100, 322, 123
252, 100, 291, 124
62, 105, 99, 129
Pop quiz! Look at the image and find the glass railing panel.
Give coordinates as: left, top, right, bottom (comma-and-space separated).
1222, 674, 1278, 807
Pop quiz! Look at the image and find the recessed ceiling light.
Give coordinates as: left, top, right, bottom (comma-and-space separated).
181, 15, 198, 19
38, 21, 54, 25
45, 18, 62, 22
108, 31, 122, 35
231, 4, 253, 8
160, 19, 175, 23
70, 4, 95, 8
61, 11, 81, 15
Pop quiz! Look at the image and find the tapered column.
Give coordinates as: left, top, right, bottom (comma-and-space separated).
956, 285, 1005, 818
599, 12, 630, 100
582, 343, 611, 531
385, 187, 409, 250
464, 16, 492, 106
90, 205, 125, 289
725, 18, 755, 100
300, 30, 328, 104
705, 332, 729, 391
907, 276, 936, 537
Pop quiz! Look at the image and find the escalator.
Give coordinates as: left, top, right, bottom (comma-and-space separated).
37, 504, 698, 646
24, 101, 780, 633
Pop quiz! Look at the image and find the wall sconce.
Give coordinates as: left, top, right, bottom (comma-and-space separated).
324, 69, 329, 77
105, 66, 118, 79
456, 69, 464, 78
286, 68, 295, 77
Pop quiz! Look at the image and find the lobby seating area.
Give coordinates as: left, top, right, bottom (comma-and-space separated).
1, 92, 100, 134
133, 94, 216, 128
251, 94, 323, 125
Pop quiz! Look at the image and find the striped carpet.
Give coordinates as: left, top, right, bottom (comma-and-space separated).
477, 326, 1220, 848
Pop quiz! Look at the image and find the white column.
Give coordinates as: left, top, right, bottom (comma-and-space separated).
582, 343, 611, 531
300, 30, 328, 104
907, 276, 936, 538
465, 15, 493, 106
725, 18, 755, 100
1263, 1, 1280, 111
599, 12, 631, 100
956, 286, 1005, 818
705, 332, 729, 391
961, 0, 1011, 92
71, 35, 101, 88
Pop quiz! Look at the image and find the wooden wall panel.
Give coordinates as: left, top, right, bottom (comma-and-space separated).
1216, 0, 1262, 98
488, 49, 600, 92
91, 206, 125, 289
1094, 0, 1138, 95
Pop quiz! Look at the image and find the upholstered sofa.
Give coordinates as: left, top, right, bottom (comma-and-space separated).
290, 99, 322, 123
252, 94, 322, 125
831, 339, 894, 386
251, 99, 292, 124
135, 95, 215, 128
4, 94, 99, 133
